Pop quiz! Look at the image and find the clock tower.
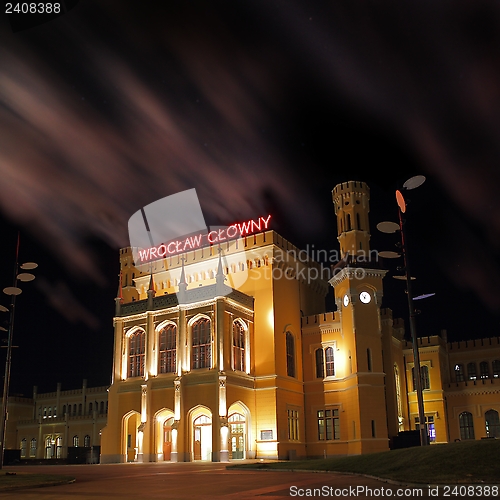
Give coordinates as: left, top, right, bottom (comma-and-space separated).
330, 181, 389, 454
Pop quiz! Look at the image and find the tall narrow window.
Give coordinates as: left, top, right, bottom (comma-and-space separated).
325, 347, 335, 376
493, 360, 500, 378
287, 409, 299, 441
73, 435, 79, 447
159, 324, 177, 374
467, 362, 477, 380
485, 409, 500, 438
315, 348, 324, 378
128, 330, 146, 378
455, 364, 465, 382
30, 438, 37, 457
317, 409, 340, 440
84, 435, 91, 447
346, 214, 352, 231
89, 402, 92, 414
412, 365, 430, 391
480, 361, 490, 379
356, 212, 362, 230
233, 321, 246, 372
20, 438, 27, 458
100, 401, 104, 414
367, 348, 372, 372
459, 411, 475, 440
286, 332, 295, 378
394, 365, 403, 431
192, 318, 211, 369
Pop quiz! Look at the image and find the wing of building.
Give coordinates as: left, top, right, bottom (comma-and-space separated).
87, 180, 499, 462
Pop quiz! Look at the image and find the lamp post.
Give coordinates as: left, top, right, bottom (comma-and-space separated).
378, 175, 429, 446
0, 232, 37, 467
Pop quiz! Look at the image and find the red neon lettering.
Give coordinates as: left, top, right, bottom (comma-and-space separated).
157, 244, 167, 257
237, 220, 252, 236
167, 242, 177, 254
226, 225, 238, 238
261, 214, 271, 229
251, 219, 261, 232
218, 228, 226, 241
208, 231, 218, 243
175, 241, 182, 252
150, 247, 158, 259
190, 234, 203, 247
138, 248, 150, 261
183, 238, 192, 250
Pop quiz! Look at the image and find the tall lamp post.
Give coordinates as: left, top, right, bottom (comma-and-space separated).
378, 175, 429, 446
0, 232, 37, 467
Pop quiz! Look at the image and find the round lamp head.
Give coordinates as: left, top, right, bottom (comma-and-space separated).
3, 287, 22, 296
396, 190, 406, 213
20, 262, 38, 270
17, 273, 35, 282
379, 251, 400, 259
403, 175, 426, 190
377, 221, 400, 234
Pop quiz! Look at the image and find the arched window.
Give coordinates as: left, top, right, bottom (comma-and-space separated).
62, 405, 66, 416
89, 402, 93, 414
286, 332, 295, 378
394, 365, 403, 431
100, 401, 104, 414
315, 348, 324, 378
20, 438, 27, 458
459, 411, 474, 440
128, 329, 146, 378
159, 324, 177, 374
192, 318, 211, 369
84, 435, 91, 447
493, 360, 500, 378
467, 362, 477, 380
485, 409, 500, 438
73, 404, 77, 415
325, 347, 335, 376
346, 214, 352, 231
73, 435, 79, 447
454, 364, 465, 382
232, 321, 246, 372
480, 361, 490, 379
78, 403, 82, 416
356, 212, 362, 230
30, 438, 37, 457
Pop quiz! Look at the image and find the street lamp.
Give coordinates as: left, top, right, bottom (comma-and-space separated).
377, 175, 429, 446
0, 232, 37, 467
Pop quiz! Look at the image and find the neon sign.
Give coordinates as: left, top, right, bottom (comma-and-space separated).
136, 215, 271, 263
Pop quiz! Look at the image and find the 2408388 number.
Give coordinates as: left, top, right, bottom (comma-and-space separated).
443, 485, 499, 496
5, 3, 61, 14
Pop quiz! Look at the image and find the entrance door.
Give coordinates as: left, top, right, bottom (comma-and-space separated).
229, 413, 245, 460
163, 417, 173, 461
193, 414, 212, 461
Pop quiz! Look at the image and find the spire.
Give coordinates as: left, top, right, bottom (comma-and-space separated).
148, 273, 155, 293
216, 246, 227, 292
178, 255, 187, 303
115, 272, 123, 316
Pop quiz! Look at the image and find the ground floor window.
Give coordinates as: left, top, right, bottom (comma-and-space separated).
30, 438, 36, 457
287, 409, 299, 441
485, 409, 500, 438
20, 438, 26, 458
459, 411, 475, 440
415, 416, 436, 442
317, 409, 340, 440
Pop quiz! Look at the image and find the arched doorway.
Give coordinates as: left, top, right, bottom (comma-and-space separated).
229, 413, 245, 459
154, 409, 175, 461
123, 411, 141, 462
193, 414, 212, 461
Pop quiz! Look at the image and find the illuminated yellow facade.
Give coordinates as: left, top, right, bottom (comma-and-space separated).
100, 181, 500, 463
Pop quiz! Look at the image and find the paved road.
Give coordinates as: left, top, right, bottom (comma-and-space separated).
2, 462, 432, 499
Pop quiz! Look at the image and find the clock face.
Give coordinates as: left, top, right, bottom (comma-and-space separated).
343, 294, 349, 307
359, 291, 371, 304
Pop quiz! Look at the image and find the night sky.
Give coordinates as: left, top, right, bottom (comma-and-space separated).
1, 1, 500, 396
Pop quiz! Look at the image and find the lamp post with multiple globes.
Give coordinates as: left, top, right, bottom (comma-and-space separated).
0, 232, 37, 467
377, 175, 429, 447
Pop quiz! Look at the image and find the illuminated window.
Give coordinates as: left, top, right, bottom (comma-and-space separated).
84, 435, 91, 447
459, 411, 475, 440
485, 410, 500, 438
232, 321, 246, 372
480, 361, 490, 379
73, 435, 79, 447
394, 365, 403, 431
454, 364, 465, 382
493, 360, 500, 378
412, 365, 430, 391
287, 409, 299, 441
128, 330, 146, 378
286, 332, 295, 378
20, 438, 27, 458
30, 438, 37, 457
159, 324, 177, 374
317, 409, 340, 440
192, 318, 211, 369
316, 347, 335, 378
467, 362, 477, 380
415, 416, 436, 442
